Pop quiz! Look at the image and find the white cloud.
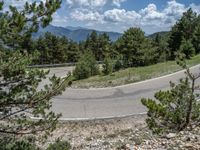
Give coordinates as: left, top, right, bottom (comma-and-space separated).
52, 12, 68, 25
66, 0, 107, 8
190, 3, 200, 14
3, 0, 27, 10
3, 0, 200, 34
112, 0, 126, 7
70, 8, 104, 23
104, 8, 141, 24
100, 1, 199, 33
69, 0, 197, 33
140, 3, 157, 15
163, 1, 186, 19
2, 0, 45, 11
66, 0, 127, 8
103, 4, 166, 27
140, 4, 166, 25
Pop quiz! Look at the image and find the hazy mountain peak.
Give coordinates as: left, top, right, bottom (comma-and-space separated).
65, 26, 88, 31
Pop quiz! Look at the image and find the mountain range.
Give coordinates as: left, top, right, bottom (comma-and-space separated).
32, 25, 169, 42
33, 25, 122, 42
148, 31, 170, 39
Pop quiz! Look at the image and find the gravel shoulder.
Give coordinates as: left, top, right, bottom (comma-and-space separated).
42, 115, 200, 150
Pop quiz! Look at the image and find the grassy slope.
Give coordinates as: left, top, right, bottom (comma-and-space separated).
72, 55, 200, 88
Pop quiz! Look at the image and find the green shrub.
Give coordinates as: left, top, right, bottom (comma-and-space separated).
102, 56, 114, 75
73, 50, 99, 80
113, 59, 123, 71
141, 58, 200, 134
141, 75, 200, 134
73, 63, 91, 79
46, 140, 71, 150
1, 140, 39, 150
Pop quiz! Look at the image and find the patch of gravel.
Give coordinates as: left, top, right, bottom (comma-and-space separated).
44, 115, 200, 150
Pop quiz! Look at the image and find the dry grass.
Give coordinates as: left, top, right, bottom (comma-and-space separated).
72, 54, 200, 88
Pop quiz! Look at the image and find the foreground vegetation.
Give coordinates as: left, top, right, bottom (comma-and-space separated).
72, 54, 200, 88
0, 0, 70, 149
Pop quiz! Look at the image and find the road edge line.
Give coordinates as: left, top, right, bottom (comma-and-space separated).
30, 112, 147, 121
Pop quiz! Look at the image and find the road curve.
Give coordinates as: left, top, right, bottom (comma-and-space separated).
48, 64, 200, 120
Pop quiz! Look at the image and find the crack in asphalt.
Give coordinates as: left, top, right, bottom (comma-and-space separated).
55, 85, 167, 101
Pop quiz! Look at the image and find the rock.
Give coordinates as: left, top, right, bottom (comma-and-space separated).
179, 144, 183, 149
194, 136, 198, 140
102, 141, 110, 148
166, 133, 176, 139
145, 140, 149, 145
125, 144, 130, 149
179, 131, 184, 135
185, 143, 193, 148
161, 141, 166, 146
186, 137, 191, 141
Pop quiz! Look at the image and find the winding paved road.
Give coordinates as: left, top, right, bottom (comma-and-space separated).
46, 65, 200, 120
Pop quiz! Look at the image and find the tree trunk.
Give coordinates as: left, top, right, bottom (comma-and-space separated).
185, 78, 195, 127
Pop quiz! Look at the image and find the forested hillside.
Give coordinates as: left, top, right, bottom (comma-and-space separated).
28, 9, 200, 69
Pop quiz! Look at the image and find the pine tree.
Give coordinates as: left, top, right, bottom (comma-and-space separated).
73, 50, 99, 80
152, 33, 169, 62
179, 38, 195, 59
0, 0, 69, 143
168, 8, 197, 59
102, 55, 114, 75
85, 31, 99, 60
192, 20, 200, 53
99, 33, 112, 60
35, 33, 76, 64
0, 0, 61, 51
116, 27, 156, 67
35, 36, 48, 64
67, 41, 80, 62
84, 31, 113, 61
141, 59, 200, 133
0, 50, 69, 137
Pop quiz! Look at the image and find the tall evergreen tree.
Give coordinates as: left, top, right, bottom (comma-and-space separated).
98, 33, 112, 60
85, 31, 98, 59
168, 8, 197, 59
35, 36, 48, 64
192, 19, 200, 53
35, 33, 80, 64
179, 38, 195, 59
67, 41, 80, 62
84, 31, 113, 61
152, 33, 169, 62
116, 27, 156, 67
0, 0, 69, 144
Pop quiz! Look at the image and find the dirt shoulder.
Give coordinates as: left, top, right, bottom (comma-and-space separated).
43, 114, 200, 150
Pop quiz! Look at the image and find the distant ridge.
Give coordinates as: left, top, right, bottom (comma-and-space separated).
33, 25, 122, 42
65, 26, 88, 31
148, 31, 170, 39
33, 25, 170, 42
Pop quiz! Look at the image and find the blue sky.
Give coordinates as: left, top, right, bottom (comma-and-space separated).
4, 0, 200, 34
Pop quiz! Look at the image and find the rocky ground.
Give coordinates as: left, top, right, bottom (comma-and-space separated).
43, 114, 200, 150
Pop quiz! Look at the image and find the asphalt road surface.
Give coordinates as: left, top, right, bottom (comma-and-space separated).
46, 65, 200, 120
